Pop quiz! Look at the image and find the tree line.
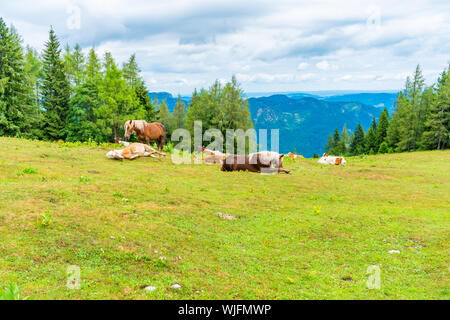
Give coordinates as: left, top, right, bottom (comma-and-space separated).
324, 64, 450, 156
0, 19, 252, 145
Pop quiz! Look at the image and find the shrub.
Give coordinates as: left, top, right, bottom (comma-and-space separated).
22, 167, 37, 174
378, 142, 389, 154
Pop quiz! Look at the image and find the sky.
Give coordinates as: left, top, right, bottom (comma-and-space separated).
1, 0, 449, 95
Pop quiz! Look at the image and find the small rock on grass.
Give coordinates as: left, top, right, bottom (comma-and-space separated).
170, 284, 181, 289
214, 212, 235, 220
144, 286, 156, 292
389, 249, 400, 254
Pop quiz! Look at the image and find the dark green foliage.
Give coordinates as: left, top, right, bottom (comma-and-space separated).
350, 123, 365, 155
41, 28, 71, 140
378, 141, 389, 154
173, 95, 186, 129
421, 66, 450, 150
65, 80, 102, 142
376, 108, 389, 148
365, 117, 378, 153
0, 19, 37, 137
185, 76, 253, 151
326, 64, 449, 156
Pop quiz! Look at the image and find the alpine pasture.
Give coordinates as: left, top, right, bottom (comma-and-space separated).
0, 137, 448, 299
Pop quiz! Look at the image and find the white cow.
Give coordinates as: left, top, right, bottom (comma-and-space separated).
318, 153, 347, 166
106, 143, 165, 160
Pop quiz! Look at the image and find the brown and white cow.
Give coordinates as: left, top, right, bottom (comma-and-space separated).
318, 153, 347, 166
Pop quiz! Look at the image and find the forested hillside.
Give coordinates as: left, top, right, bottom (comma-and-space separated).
248, 95, 382, 156
324, 65, 450, 156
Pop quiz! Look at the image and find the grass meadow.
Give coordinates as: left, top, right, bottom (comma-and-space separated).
0, 137, 448, 299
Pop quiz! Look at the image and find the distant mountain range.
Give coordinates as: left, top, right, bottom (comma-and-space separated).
148, 91, 399, 157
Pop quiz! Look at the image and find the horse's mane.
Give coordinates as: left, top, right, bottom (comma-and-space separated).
133, 120, 147, 132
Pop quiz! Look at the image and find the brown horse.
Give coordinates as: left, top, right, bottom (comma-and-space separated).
124, 120, 166, 151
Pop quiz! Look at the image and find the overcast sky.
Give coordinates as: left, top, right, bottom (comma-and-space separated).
2, 0, 449, 95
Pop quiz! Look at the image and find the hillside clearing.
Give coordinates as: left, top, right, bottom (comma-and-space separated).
0, 137, 448, 299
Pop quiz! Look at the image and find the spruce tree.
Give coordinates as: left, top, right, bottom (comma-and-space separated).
122, 54, 157, 121
173, 95, 186, 129
376, 108, 389, 148
365, 117, 378, 153
422, 66, 450, 149
97, 52, 138, 141
41, 28, 71, 140
341, 124, 350, 152
0, 19, 36, 137
324, 134, 333, 153
157, 100, 173, 137
350, 123, 365, 155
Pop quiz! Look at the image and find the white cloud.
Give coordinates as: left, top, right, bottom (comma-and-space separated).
316, 60, 338, 71
297, 62, 309, 70
1, 0, 449, 93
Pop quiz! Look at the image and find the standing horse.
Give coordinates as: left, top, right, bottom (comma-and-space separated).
124, 120, 166, 151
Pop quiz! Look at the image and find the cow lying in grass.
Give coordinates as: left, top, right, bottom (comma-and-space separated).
318, 153, 347, 165
106, 143, 165, 160
287, 152, 303, 159
221, 151, 291, 174
194, 146, 229, 164
114, 138, 130, 146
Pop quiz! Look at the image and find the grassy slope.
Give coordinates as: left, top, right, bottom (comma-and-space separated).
0, 137, 448, 299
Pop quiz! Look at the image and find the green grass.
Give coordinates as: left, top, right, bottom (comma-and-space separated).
0, 137, 448, 299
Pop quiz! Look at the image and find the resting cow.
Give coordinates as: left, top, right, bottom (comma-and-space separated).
287, 152, 303, 159
318, 153, 347, 166
221, 151, 291, 174
106, 143, 165, 160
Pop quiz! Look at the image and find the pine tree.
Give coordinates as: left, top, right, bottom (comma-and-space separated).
64, 44, 85, 88
65, 80, 101, 142
376, 108, 389, 148
122, 54, 140, 90
410, 65, 427, 148
350, 123, 365, 155
157, 100, 173, 137
324, 134, 333, 153
173, 95, 186, 129
96, 52, 139, 141
41, 28, 71, 140
0, 19, 36, 137
122, 54, 157, 122
332, 128, 340, 151
386, 93, 404, 149
365, 117, 378, 153
422, 65, 450, 149
378, 141, 389, 154
392, 65, 426, 152
185, 76, 253, 146
85, 48, 101, 80
341, 124, 350, 153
